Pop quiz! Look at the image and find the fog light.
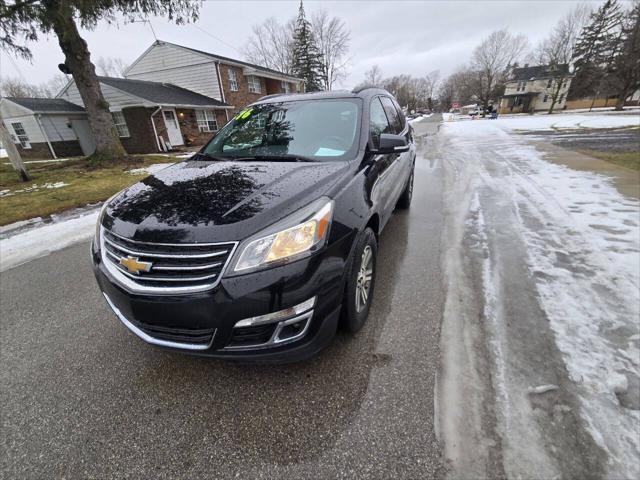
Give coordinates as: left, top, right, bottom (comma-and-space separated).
234, 296, 316, 328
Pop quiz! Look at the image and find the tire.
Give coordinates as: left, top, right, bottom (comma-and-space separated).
396, 165, 414, 209
342, 227, 377, 333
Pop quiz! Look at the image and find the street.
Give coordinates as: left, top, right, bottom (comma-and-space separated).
2, 113, 639, 479
1, 117, 446, 479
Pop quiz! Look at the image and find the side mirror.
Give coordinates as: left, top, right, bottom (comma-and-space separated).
377, 133, 409, 154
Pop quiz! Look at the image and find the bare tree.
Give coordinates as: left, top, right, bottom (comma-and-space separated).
95, 56, 128, 77
243, 17, 296, 74
355, 65, 383, 89
437, 68, 477, 111
311, 9, 350, 90
536, 4, 591, 113
470, 29, 529, 112
0, 75, 68, 97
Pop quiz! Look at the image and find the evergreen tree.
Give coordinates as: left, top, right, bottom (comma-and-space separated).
608, 2, 640, 110
291, 1, 324, 91
570, 0, 623, 101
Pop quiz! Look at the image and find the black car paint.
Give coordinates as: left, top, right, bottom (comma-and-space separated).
92, 89, 416, 361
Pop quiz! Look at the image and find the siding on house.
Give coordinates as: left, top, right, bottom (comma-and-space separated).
125, 43, 222, 100
60, 82, 142, 110
4, 115, 45, 144
39, 115, 82, 142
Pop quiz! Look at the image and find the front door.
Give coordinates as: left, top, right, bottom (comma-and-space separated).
162, 109, 183, 147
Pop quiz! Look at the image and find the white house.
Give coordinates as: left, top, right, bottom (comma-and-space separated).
0, 97, 92, 159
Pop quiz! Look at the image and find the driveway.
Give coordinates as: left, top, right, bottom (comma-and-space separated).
0, 115, 446, 479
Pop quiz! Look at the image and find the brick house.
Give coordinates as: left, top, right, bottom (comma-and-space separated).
0, 97, 91, 159
499, 64, 573, 114
57, 76, 233, 154
52, 40, 303, 155
124, 40, 304, 116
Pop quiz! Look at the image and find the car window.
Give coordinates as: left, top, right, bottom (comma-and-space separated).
390, 97, 406, 131
380, 96, 403, 134
370, 97, 391, 149
203, 99, 361, 161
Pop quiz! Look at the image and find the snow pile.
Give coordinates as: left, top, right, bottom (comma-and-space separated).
442, 119, 640, 477
127, 163, 173, 175
0, 210, 98, 271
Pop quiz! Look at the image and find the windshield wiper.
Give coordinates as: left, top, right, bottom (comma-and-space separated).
245, 154, 316, 163
192, 152, 232, 162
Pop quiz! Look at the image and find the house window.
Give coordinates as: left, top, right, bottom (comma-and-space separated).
281, 81, 290, 93
11, 122, 31, 148
228, 69, 238, 92
196, 110, 218, 132
543, 94, 549, 102
111, 111, 130, 137
547, 78, 553, 88
247, 75, 261, 94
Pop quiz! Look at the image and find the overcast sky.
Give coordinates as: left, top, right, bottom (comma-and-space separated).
0, 0, 605, 91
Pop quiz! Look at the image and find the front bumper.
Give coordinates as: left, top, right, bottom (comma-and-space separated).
91, 234, 353, 362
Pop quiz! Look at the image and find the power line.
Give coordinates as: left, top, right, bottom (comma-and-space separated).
191, 24, 242, 55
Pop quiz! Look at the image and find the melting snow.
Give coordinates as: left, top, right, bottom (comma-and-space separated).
127, 163, 173, 175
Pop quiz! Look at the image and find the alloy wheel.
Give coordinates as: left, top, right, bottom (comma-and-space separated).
355, 245, 374, 313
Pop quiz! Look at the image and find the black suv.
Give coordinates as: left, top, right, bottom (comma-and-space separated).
92, 88, 415, 362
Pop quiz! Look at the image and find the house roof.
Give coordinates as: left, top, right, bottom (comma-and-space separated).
4, 97, 85, 113
510, 64, 571, 81
98, 77, 231, 108
139, 40, 303, 83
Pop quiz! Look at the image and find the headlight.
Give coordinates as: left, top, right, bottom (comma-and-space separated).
233, 198, 334, 272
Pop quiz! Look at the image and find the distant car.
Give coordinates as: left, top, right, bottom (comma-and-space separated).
92, 88, 416, 362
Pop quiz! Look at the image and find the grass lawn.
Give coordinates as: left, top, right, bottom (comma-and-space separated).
578, 150, 640, 171
0, 155, 177, 226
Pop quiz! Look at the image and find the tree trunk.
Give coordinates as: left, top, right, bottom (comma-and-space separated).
589, 91, 598, 112
615, 90, 628, 111
49, 1, 127, 161
0, 114, 30, 182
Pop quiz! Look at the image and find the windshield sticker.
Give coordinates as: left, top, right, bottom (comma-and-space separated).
235, 108, 253, 121
314, 147, 345, 157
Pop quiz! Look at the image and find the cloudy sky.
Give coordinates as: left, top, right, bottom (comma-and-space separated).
1, 0, 603, 91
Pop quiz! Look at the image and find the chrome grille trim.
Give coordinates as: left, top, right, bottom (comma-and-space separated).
103, 293, 216, 350
100, 226, 238, 295
104, 236, 228, 259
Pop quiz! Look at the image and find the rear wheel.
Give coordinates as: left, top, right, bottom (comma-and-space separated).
396, 166, 414, 209
342, 228, 377, 333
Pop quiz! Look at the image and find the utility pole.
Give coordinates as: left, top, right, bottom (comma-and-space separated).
0, 113, 31, 182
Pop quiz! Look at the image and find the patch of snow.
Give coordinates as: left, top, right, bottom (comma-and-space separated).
175, 152, 195, 159
3, 157, 74, 165
3, 182, 70, 196
127, 163, 173, 175
492, 113, 638, 131
0, 210, 98, 272
0, 148, 7, 158
442, 119, 640, 478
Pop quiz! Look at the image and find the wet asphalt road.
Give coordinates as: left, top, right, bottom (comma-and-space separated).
523, 127, 640, 153
1, 116, 446, 479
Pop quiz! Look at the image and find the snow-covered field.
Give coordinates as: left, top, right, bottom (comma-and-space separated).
438, 118, 639, 478
442, 111, 639, 131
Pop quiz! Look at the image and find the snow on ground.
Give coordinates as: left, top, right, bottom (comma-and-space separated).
0, 210, 99, 272
127, 163, 173, 175
0, 148, 7, 158
1, 181, 69, 197
491, 113, 639, 131
441, 119, 640, 477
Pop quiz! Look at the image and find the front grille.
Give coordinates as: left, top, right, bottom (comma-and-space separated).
133, 320, 216, 346
100, 228, 237, 294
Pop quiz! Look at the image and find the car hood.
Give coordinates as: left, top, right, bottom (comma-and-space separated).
104, 160, 349, 243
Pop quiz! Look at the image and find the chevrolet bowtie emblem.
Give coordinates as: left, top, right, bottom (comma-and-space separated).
119, 256, 153, 275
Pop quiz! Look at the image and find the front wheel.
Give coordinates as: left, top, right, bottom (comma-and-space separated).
341, 227, 377, 333
396, 166, 414, 209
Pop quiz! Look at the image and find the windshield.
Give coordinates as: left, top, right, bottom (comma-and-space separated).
202, 98, 361, 161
